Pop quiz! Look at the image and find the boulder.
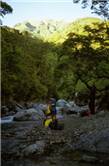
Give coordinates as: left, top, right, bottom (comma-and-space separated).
69, 101, 77, 107
32, 103, 47, 111
71, 128, 109, 153
13, 108, 45, 121
15, 106, 24, 112
81, 155, 98, 163
56, 100, 89, 115
66, 105, 81, 115
22, 140, 45, 156
80, 105, 89, 112
56, 99, 75, 114
1, 106, 9, 117
96, 136, 109, 153
96, 110, 105, 117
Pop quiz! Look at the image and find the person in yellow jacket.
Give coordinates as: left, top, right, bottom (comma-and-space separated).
43, 98, 58, 129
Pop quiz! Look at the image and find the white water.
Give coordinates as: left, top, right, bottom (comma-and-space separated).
1, 116, 14, 124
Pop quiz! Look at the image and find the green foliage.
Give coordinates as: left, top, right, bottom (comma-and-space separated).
1, 27, 58, 104
73, 0, 109, 19
0, 1, 13, 16
0, 1, 13, 24
1, 17, 109, 110
58, 21, 109, 106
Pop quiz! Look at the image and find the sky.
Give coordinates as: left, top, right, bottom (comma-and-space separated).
3, 0, 100, 27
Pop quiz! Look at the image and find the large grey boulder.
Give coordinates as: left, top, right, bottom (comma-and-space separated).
69, 104, 89, 115
56, 99, 89, 115
81, 155, 98, 163
71, 128, 109, 153
56, 99, 74, 114
56, 99, 71, 109
69, 101, 77, 107
13, 108, 45, 121
22, 140, 45, 156
67, 105, 81, 114
80, 105, 89, 112
32, 103, 47, 111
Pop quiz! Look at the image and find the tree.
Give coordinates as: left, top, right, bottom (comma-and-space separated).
0, 1, 13, 24
59, 22, 109, 113
73, 0, 109, 20
1, 27, 59, 104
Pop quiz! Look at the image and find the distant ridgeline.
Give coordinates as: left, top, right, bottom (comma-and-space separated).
14, 17, 102, 43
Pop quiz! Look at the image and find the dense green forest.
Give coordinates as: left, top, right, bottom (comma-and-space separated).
1, 17, 109, 112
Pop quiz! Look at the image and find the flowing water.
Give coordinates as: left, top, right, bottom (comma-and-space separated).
1, 116, 14, 124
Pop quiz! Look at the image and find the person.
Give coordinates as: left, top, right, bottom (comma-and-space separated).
43, 98, 58, 129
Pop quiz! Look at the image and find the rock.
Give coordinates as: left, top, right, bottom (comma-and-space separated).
15, 106, 24, 112
1, 138, 21, 157
56, 99, 81, 115
1, 106, 9, 116
80, 105, 89, 111
2, 106, 109, 163
96, 110, 105, 117
66, 105, 81, 114
32, 103, 47, 111
71, 128, 109, 153
15, 103, 24, 110
22, 140, 45, 156
61, 143, 74, 153
69, 101, 76, 107
96, 136, 109, 153
13, 108, 45, 121
81, 155, 98, 163
13, 110, 29, 121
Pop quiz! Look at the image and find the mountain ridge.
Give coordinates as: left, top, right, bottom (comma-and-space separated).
14, 17, 102, 43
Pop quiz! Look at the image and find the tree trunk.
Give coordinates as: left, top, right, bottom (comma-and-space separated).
89, 85, 96, 114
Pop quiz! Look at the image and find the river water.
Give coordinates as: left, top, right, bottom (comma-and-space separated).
1, 116, 14, 124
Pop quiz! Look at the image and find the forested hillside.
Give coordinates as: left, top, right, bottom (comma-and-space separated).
1, 27, 59, 104
1, 17, 109, 111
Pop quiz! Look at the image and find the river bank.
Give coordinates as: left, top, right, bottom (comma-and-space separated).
1, 110, 109, 166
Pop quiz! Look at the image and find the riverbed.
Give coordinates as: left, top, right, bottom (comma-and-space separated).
1, 112, 109, 166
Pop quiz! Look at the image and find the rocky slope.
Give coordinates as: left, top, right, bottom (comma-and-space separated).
14, 19, 67, 41
14, 17, 102, 43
